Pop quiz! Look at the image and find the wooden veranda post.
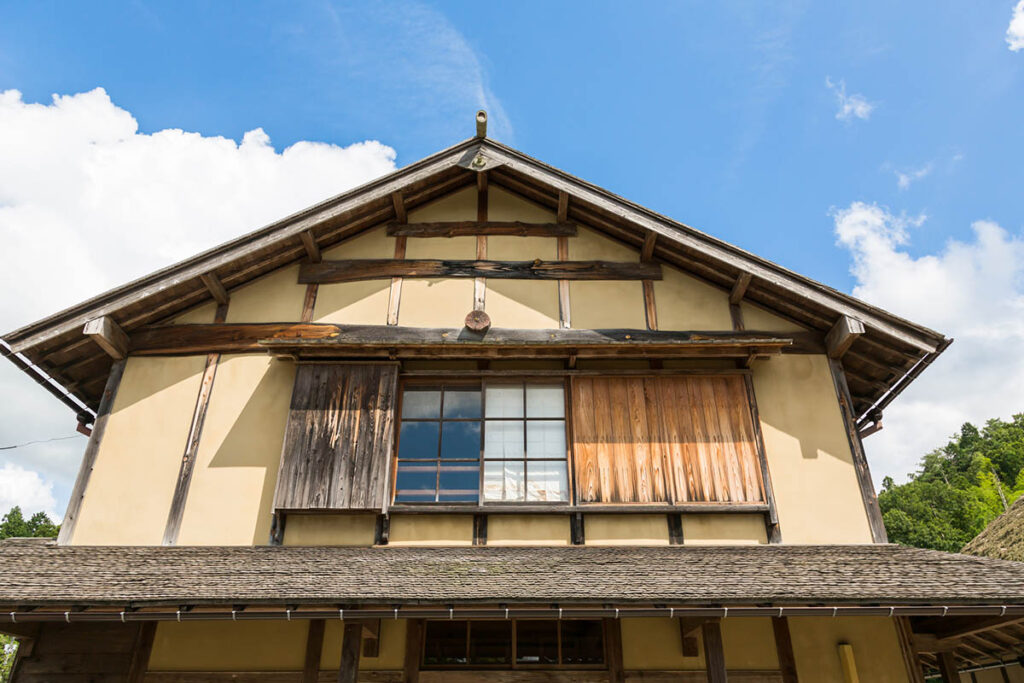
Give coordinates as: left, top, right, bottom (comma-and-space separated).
702, 619, 728, 683
338, 621, 363, 683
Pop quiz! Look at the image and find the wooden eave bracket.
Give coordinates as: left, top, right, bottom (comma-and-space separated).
82, 316, 129, 360
299, 231, 322, 264
729, 272, 753, 305
199, 273, 229, 305
826, 315, 866, 360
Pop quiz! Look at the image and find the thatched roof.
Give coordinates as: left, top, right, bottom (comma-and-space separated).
963, 496, 1024, 562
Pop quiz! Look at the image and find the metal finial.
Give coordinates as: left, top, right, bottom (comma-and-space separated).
475, 110, 488, 138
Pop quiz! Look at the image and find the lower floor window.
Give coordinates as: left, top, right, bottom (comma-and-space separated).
422, 619, 605, 668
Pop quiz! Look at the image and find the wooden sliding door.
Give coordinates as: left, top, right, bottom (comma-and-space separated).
571, 375, 764, 504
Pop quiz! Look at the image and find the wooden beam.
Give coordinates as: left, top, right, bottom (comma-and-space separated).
128, 621, 157, 683
667, 513, 684, 545
641, 232, 657, 261
475, 173, 488, 312
896, 617, 927, 683
838, 643, 859, 683
557, 236, 571, 329
162, 347, 221, 545
557, 190, 569, 223
391, 191, 407, 224
338, 620, 363, 683
387, 239, 408, 327
771, 617, 799, 683
678, 618, 703, 658
387, 221, 577, 238
83, 316, 129, 360
826, 316, 866, 360
361, 619, 381, 658
299, 259, 663, 284
915, 616, 1024, 641
828, 357, 887, 543
730, 272, 753, 305
300, 231, 322, 264
936, 651, 960, 683
605, 619, 625, 683
200, 273, 230, 306
57, 359, 125, 544
702, 619, 728, 683
403, 619, 423, 683
641, 233, 658, 331
744, 374, 782, 544
301, 284, 319, 324
303, 620, 325, 683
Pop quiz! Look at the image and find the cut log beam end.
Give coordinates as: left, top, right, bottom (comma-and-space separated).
827, 315, 866, 359
82, 316, 129, 360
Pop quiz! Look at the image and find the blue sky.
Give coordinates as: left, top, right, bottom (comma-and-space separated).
0, 1, 1022, 516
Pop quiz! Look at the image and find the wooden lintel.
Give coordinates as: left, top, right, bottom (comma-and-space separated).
826, 315, 866, 359
299, 259, 662, 284
390, 191, 407, 224
299, 231, 322, 264
387, 221, 577, 238
729, 272, 753, 305
199, 272, 230, 305
82, 316, 129, 360
557, 190, 569, 223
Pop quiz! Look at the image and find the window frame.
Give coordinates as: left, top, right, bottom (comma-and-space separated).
392, 376, 574, 507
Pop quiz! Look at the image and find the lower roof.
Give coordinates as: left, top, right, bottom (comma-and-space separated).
1, 540, 1023, 609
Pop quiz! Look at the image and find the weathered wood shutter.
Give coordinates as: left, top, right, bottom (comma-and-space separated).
571, 376, 764, 504
273, 364, 398, 511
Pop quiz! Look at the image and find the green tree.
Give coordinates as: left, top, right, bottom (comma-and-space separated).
0, 506, 59, 540
880, 415, 1024, 551
1, 635, 16, 682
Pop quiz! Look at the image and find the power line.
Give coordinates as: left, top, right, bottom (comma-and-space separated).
0, 435, 82, 451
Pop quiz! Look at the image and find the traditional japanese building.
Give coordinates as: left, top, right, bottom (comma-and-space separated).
2, 112, 1024, 682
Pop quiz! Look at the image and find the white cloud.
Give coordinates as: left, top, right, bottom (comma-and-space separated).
1008, 0, 1024, 51
895, 163, 933, 190
825, 77, 875, 121
0, 464, 58, 521
833, 202, 1024, 482
0, 87, 398, 517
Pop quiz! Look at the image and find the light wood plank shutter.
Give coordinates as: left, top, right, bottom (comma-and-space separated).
274, 364, 398, 511
571, 375, 764, 504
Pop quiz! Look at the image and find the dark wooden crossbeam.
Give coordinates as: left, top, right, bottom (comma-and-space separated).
299, 259, 661, 284
129, 323, 793, 358
386, 221, 577, 238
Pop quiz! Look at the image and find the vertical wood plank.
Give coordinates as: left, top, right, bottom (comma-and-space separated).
771, 617, 799, 683
557, 235, 571, 328
127, 622, 156, 683
604, 619, 625, 683
58, 359, 126, 544
685, 379, 716, 502
474, 171, 488, 311
301, 284, 319, 323
338, 621, 363, 683
571, 377, 599, 503
403, 619, 423, 683
608, 377, 637, 503
386, 237, 407, 326
702, 619, 728, 683
643, 378, 674, 503
304, 620, 326, 683
828, 357, 888, 543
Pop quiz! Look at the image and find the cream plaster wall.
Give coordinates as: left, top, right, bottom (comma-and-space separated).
399, 227, 476, 327
584, 514, 669, 545
788, 617, 910, 683
149, 621, 307, 671
321, 619, 407, 670
172, 301, 217, 324
655, 264, 734, 331
282, 514, 377, 546
313, 228, 395, 325
620, 617, 778, 671
388, 515, 474, 545
486, 235, 559, 329
569, 227, 646, 329
742, 302, 807, 332
486, 515, 571, 545
682, 514, 767, 545
751, 355, 873, 544
71, 356, 207, 545
175, 354, 295, 545
488, 186, 555, 223
225, 264, 306, 323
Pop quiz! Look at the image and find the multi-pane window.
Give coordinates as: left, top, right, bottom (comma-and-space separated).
393, 381, 569, 504
422, 620, 604, 668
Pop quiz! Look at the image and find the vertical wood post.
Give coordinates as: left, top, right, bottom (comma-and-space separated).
58, 359, 126, 544
743, 374, 782, 543
937, 652, 960, 683
557, 191, 571, 329
387, 191, 408, 326
894, 616, 926, 683
604, 618, 625, 683
403, 619, 423, 683
771, 617, 799, 683
127, 622, 157, 683
828, 357, 888, 543
641, 231, 658, 331
702, 619, 728, 683
474, 171, 488, 311
338, 620, 363, 683
303, 619, 325, 683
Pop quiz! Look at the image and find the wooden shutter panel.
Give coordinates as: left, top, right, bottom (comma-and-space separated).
571, 375, 764, 504
273, 364, 398, 511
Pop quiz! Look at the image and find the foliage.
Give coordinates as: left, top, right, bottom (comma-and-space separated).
880, 414, 1024, 552
0, 635, 16, 682
0, 506, 59, 540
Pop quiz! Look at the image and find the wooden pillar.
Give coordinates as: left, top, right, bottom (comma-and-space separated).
403, 619, 423, 683
127, 622, 156, 683
894, 616, 926, 683
604, 618, 625, 683
338, 621, 363, 683
702, 619, 728, 683
303, 620, 325, 683
771, 617, 798, 683
937, 652, 960, 683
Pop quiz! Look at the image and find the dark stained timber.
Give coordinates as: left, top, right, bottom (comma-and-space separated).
386, 221, 577, 238
298, 259, 662, 284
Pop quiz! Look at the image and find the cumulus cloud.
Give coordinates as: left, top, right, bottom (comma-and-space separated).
825, 77, 875, 121
833, 202, 1024, 482
0, 464, 58, 521
895, 163, 934, 190
0, 87, 398, 516
1008, 0, 1024, 51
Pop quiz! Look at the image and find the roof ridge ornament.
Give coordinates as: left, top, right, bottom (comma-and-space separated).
475, 110, 487, 138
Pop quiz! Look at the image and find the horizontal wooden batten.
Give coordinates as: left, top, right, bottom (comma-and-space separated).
298, 259, 661, 284
128, 324, 796, 359
386, 221, 577, 238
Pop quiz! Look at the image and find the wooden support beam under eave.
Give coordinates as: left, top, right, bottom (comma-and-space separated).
386, 221, 578, 238
299, 259, 662, 284
827, 315, 866, 359
82, 316, 129, 360
729, 271, 753, 305
199, 273, 230, 305
299, 231, 321, 264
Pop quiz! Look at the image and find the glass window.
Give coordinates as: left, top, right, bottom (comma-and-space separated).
422, 620, 604, 669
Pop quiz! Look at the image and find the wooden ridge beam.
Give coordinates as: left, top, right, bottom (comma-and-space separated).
298, 259, 662, 284
386, 221, 577, 238
199, 273, 230, 305
82, 316, 129, 360
827, 315, 866, 359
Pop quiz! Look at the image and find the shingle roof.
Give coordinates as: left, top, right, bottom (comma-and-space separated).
963, 496, 1024, 562
1, 540, 1023, 608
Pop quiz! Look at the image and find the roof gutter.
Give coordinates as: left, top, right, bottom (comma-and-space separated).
5, 604, 1023, 624
856, 337, 954, 428
0, 340, 95, 426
